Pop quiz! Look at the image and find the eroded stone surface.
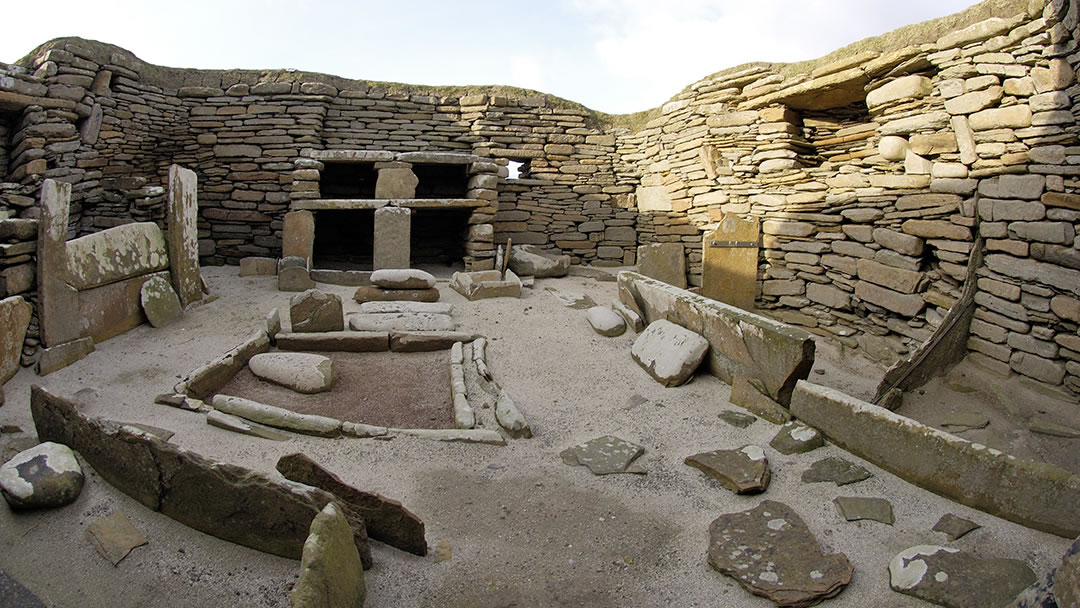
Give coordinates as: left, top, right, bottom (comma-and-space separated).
509, 245, 570, 278
290, 503, 366, 608
560, 436, 646, 475
586, 306, 626, 337
708, 500, 853, 607
718, 410, 758, 428
890, 545, 1035, 608
770, 422, 824, 455
86, 512, 148, 566
248, 352, 334, 394
631, 320, 709, 387
139, 275, 183, 327
290, 289, 344, 333
801, 457, 871, 486
348, 312, 456, 332
685, 445, 770, 494
370, 268, 435, 290
0, 441, 83, 509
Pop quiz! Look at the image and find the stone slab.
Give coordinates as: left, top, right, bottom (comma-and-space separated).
37, 337, 94, 376
282, 210, 314, 264
248, 353, 334, 394
637, 243, 687, 289
560, 436, 646, 475
78, 272, 165, 344
790, 380, 1080, 537
213, 394, 341, 437
239, 256, 277, 276
631, 320, 709, 387
290, 289, 344, 333
619, 272, 815, 405
276, 332, 390, 352
86, 512, 147, 566
177, 330, 270, 399
889, 545, 1035, 608
702, 215, 759, 310
0, 296, 31, 384
729, 376, 792, 424
37, 180, 80, 347
450, 270, 522, 301
358, 302, 453, 315
290, 503, 366, 608
685, 445, 770, 494
167, 165, 203, 307
834, 496, 894, 524
140, 275, 182, 327
373, 207, 411, 271
801, 457, 871, 486
390, 331, 476, 352
508, 245, 570, 278
353, 286, 440, 303
349, 312, 456, 332
65, 222, 169, 291
370, 269, 436, 290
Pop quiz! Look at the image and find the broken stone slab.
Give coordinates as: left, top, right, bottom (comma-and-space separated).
238, 256, 277, 276
933, 513, 980, 541
685, 445, 770, 494
0, 295, 32, 383
139, 275, 182, 327
388, 428, 505, 445
890, 545, 1035, 608
212, 394, 341, 437
276, 453, 427, 557
707, 500, 853, 607
86, 512, 148, 566
586, 306, 626, 337
31, 386, 361, 560
353, 286, 440, 304
834, 496, 894, 524
279, 267, 315, 292
64, 222, 170, 291
545, 287, 597, 309
619, 272, 815, 405
276, 331, 390, 353
0, 441, 84, 509
177, 330, 270, 399
290, 289, 344, 333
718, 410, 757, 428
348, 312, 457, 332
290, 503, 366, 608
790, 380, 1080, 538
770, 422, 824, 455
390, 331, 476, 352
801, 457, 871, 486
359, 301, 453, 315
508, 244, 570, 278
450, 269, 522, 301
631, 320, 709, 387
37, 337, 95, 376
370, 268, 436, 290
730, 376, 792, 424
940, 412, 990, 432
206, 410, 290, 441
560, 435, 646, 475
611, 300, 644, 333
249, 352, 334, 394
494, 389, 531, 439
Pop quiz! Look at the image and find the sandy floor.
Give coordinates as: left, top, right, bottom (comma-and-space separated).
0, 266, 1072, 607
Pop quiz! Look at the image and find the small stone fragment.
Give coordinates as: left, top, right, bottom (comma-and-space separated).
0, 441, 84, 509
206, 410, 290, 441
770, 422, 824, 455
86, 512, 148, 566
833, 496, 894, 524
933, 514, 980, 541
560, 435, 646, 475
685, 445, 770, 494
434, 539, 452, 562
801, 457, 872, 486
890, 545, 1035, 608
718, 410, 757, 428
586, 306, 626, 337
940, 412, 990, 432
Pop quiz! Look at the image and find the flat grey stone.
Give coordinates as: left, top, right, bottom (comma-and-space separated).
370, 269, 435, 290
941, 412, 990, 432
718, 410, 757, 428
933, 513, 981, 541
769, 422, 824, 455
1029, 417, 1080, 438
248, 352, 334, 394
708, 500, 853, 607
801, 457, 871, 486
560, 436, 646, 475
834, 496, 894, 524
348, 312, 456, 332
685, 445, 770, 494
631, 320, 709, 387
0, 441, 84, 509
890, 545, 1036, 608
139, 275, 183, 327
586, 306, 626, 337
86, 512, 148, 566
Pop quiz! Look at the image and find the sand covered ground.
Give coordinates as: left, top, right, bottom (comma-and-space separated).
0, 265, 1072, 607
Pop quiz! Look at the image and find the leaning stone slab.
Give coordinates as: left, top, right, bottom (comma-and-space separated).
619, 272, 814, 405
790, 380, 1080, 537
206, 410, 290, 441
388, 428, 505, 445
291, 503, 366, 608
353, 286, 440, 304
276, 331, 390, 352
177, 330, 270, 398
212, 394, 341, 437
889, 545, 1035, 608
0, 441, 83, 509
290, 289, 344, 333
611, 300, 644, 333
277, 453, 427, 557
508, 244, 570, 278
31, 386, 360, 560
359, 301, 453, 315
37, 337, 95, 376
0, 295, 32, 383
370, 268, 435, 290
390, 331, 476, 352
65, 222, 169, 291
637, 242, 687, 288
708, 500, 853, 607
560, 436, 646, 475
139, 275, 182, 327
349, 312, 456, 332
586, 306, 626, 337
279, 267, 315, 292
685, 445, 770, 494
631, 320, 709, 387
834, 496, 894, 524
494, 389, 531, 439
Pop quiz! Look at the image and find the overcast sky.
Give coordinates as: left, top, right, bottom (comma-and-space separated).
2, 0, 980, 114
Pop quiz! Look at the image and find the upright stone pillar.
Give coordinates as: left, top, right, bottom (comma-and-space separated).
374, 207, 411, 270
167, 165, 203, 307
283, 210, 315, 267
37, 180, 81, 347
702, 214, 760, 311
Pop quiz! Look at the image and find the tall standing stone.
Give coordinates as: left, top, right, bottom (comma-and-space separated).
0, 296, 31, 383
703, 214, 759, 310
283, 210, 315, 266
637, 243, 686, 288
374, 207, 411, 270
37, 180, 80, 347
167, 165, 204, 308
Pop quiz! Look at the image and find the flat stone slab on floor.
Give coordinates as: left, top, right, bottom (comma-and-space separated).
933, 513, 980, 541
770, 422, 824, 455
248, 352, 334, 394
631, 320, 709, 387
348, 312, 457, 332
371, 269, 436, 290
708, 500, 854, 607
801, 456, 871, 486
358, 301, 453, 315
718, 410, 758, 428
684, 445, 770, 494
560, 436, 646, 475
545, 287, 596, 309
889, 545, 1036, 608
0, 441, 84, 509
86, 511, 148, 565
354, 286, 440, 304
833, 496, 895, 524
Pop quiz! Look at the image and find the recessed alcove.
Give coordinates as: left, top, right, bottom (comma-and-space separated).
413, 164, 469, 198
411, 208, 471, 267
320, 162, 378, 199
312, 209, 375, 269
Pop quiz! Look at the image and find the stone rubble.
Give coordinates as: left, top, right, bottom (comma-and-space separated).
684, 445, 771, 494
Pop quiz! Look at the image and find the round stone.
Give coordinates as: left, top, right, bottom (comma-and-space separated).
879, 136, 910, 161
587, 306, 626, 337
249, 352, 334, 394
0, 442, 84, 510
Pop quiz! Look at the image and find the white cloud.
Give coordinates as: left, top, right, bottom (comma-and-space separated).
509, 53, 546, 92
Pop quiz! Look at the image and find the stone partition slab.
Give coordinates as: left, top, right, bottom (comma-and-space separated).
37, 179, 79, 348
177, 330, 271, 398
78, 271, 169, 344
167, 165, 203, 308
65, 222, 169, 291
789, 380, 1080, 538
0, 296, 31, 383
30, 386, 363, 560
618, 272, 814, 405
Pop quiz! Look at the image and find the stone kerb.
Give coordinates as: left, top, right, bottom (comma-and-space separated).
618, 271, 814, 405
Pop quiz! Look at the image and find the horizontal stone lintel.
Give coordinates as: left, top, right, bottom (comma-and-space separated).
292, 199, 487, 211
310, 150, 479, 164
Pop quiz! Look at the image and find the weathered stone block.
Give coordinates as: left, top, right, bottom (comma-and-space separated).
867, 75, 932, 109
65, 222, 169, 291
0, 296, 32, 383
375, 167, 418, 199
373, 207, 411, 270
855, 281, 925, 317
282, 210, 314, 264
637, 243, 686, 289
167, 165, 203, 308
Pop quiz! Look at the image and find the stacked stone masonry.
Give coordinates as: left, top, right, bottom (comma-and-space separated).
0, 0, 1079, 396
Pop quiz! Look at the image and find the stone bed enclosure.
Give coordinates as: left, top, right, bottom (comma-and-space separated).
2, 0, 1080, 402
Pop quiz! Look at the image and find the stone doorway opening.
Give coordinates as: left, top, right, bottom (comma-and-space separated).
312, 209, 375, 269
0, 111, 15, 181
411, 208, 471, 269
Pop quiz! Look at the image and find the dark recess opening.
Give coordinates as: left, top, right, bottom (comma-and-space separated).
321, 162, 377, 199
0, 112, 15, 180
414, 164, 468, 198
313, 209, 375, 269
411, 209, 470, 267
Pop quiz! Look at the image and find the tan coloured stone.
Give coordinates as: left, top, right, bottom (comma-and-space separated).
944, 86, 1003, 115
637, 243, 686, 289
167, 165, 203, 307
866, 75, 932, 110
290, 503, 366, 608
283, 211, 314, 265
702, 215, 759, 311
878, 136, 909, 161
909, 133, 959, 156
0, 296, 31, 383
374, 167, 418, 199
65, 223, 170, 291
968, 105, 1032, 131
373, 207, 410, 271
857, 259, 922, 294
901, 220, 971, 241
855, 281, 925, 317
37, 180, 80, 348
